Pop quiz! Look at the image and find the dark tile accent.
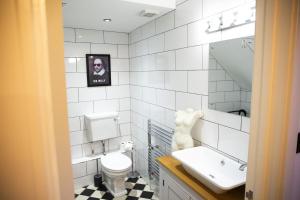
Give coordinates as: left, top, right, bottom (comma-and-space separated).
140, 191, 154, 199
101, 192, 114, 200
133, 183, 146, 190
80, 189, 95, 196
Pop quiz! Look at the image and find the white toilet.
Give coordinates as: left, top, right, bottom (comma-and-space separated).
101, 152, 132, 197
85, 112, 132, 197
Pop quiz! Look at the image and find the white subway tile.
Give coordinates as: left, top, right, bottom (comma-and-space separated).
64, 58, 77, 72
202, 45, 209, 70
87, 160, 97, 175
148, 71, 165, 88
64, 28, 75, 42
150, 105, 165, 124
70, 131, 88, 145
119, 111, 131, 123
192, 119, 219, 148
209, 92, 224, 103
155, 51, 176, 70
142, 87, 156, 104
104, 31, 128, 44
129, 44, 136, 57
68, 117, 81, 132
119, 72, 130, 84
78, 87, 106, 101
156, 89, 175, 110
65, 73, 87, 88
75, 29, 103, 43
165, 109, 176, 128
188, 71, 208, 95
165, 26, 188, 50
130, 85, 143, 99
120, 123, 131, 136
94, 99, 119, 113
217, 81, 234, 91
67, 88, 78, 102
76, 58, 86, 72
175, 0, 203, 27
156, 11, 175, 34
176, 46, 203, 70
176, 0, 186, 5
67, 102, 93, 117
148, 34, 164, 54
111, 72, 119, 85
106, 85, 130, 99
202, 95, 208, 109
64, 42, 90, 57
91, 44, 117, 58
130, 28, 142, 43
209, 70, 226, 81
208, 81, 217, 92
141, 55, 155, 71
119, 98, 130, 111
176, 92, 202, 110
141, 21, 156, 39
203, 0, 244, 17
218, 126, 249, 162
203, 109, 241, 130
111, 59, 129, 71
72, 162, 86, 178
118, 45, 129, 58
165, 71, 188, 92
74, 174, 94, 189
241, 116, 250, 133
71, 145, 83, 159
225, 91, 241, 101
188, 17, 222, 46
135, 40, 148, 56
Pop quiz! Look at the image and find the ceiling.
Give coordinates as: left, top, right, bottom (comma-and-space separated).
63, 0, 174, 33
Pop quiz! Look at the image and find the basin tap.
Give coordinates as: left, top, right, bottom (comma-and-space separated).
239, 163, 247, 171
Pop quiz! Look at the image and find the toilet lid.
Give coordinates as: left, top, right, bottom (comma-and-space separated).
101, 152, 131, 172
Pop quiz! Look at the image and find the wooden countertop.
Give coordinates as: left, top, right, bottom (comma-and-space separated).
157, 156, 245, 200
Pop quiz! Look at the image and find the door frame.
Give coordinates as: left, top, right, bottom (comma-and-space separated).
246, 0, 300, 199
0, 0, 73, 199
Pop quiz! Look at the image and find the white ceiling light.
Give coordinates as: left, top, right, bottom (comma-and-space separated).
103, 18, 112, 22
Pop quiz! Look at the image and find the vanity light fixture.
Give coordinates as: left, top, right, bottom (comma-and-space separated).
103, 18, 112, 22
206, 3, 255, 34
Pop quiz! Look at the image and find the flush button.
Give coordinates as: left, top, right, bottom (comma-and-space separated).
297, 132, 300, 153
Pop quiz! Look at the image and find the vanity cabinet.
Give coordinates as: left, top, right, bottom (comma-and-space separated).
160, 167, 204, 200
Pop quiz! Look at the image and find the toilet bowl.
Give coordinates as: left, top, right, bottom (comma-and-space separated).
101, 152, 132, 197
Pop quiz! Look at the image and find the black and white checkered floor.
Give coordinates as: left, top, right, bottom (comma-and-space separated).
74, 177, 159, 200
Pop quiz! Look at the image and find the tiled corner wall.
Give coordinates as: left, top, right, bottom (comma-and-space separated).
208, 55, 252, 116
63, 28, 131, 188
129, 0, 255, 180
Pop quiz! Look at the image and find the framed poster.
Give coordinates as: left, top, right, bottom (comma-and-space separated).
86, 54, 111, 87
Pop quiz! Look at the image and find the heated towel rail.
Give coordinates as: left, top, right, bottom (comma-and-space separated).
148, 119, 174, 182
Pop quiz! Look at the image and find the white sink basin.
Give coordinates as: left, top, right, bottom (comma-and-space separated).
171, 146, 247, 194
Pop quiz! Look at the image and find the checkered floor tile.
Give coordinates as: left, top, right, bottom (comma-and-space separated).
74, 177, 159, 200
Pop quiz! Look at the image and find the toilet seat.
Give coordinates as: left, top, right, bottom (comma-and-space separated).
101, 152, 132, 173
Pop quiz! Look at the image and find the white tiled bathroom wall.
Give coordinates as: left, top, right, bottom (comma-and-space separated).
129, 0, 255, 180
64, 28, 131, 188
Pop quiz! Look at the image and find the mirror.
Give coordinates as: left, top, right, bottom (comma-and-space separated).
208, 37, 254, 117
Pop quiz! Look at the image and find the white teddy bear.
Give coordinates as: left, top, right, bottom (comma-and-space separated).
171, 108, 203, 151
